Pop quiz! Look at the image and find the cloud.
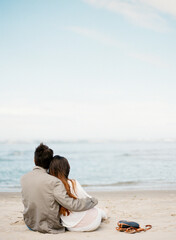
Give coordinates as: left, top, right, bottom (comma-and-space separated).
68, 26, 124, 47
139, 0, 176, 17
68, 26, 167, 67
129, 51, 168, 68
83, 0, 172, 32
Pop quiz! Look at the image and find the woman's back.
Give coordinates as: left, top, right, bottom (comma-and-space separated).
60, 180, 106, 231
60, 180, 91, 228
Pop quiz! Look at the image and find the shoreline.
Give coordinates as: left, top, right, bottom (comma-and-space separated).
0, 190, 176, 240
1, 183, 176, 193
1, 187, 176, 194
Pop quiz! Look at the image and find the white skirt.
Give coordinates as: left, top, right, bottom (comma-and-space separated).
67, 207, 107, 232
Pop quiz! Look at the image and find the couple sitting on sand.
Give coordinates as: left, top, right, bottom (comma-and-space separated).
21, 143, 107, 233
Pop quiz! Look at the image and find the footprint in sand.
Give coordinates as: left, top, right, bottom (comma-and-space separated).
10, 219, 24, 225
171, 213, 176, 216
102, 218, 110, 224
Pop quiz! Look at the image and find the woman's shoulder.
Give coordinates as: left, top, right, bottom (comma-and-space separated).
67, 179, 78, 195
69, 179, 92, 198
68, 179, 77, 186
69, 179, 82, 192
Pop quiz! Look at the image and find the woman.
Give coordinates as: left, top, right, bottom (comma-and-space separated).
49, 155, 107, 232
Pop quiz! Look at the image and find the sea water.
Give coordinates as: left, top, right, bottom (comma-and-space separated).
0, 141, 176, 192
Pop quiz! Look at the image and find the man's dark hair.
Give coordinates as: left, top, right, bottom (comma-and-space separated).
34, 143, 53, 169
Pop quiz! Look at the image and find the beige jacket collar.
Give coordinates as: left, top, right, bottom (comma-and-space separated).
33, 166, 47, 173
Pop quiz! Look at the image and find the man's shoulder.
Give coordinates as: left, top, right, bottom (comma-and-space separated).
21, 170, 32, 182
45, 173, 61, 183
21, 168, 61, 186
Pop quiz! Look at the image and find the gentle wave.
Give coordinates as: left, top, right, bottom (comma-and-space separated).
82, 181, 141, 187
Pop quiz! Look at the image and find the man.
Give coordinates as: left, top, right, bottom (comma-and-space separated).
21, 143, 98, 234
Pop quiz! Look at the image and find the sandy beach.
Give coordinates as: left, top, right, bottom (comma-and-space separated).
0, 190, 176, 240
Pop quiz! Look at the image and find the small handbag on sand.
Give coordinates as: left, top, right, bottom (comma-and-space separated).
116, 220, 152, 234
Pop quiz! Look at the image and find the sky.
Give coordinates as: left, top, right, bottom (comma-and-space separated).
0, 0, 176, 141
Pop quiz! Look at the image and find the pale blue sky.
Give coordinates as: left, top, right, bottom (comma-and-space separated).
1, 0, 176, 141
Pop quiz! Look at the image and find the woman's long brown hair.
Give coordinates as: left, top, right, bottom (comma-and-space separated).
49, 155, 77, 216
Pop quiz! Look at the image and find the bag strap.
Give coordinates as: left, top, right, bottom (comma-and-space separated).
136, 225, 152, 232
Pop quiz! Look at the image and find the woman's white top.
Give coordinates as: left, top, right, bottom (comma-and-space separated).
60, 180, 92, 228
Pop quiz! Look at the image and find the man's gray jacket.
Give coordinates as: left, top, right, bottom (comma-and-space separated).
21, 166, 98, 233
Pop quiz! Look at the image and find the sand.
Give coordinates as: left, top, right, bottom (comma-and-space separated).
0, 190, 176, 240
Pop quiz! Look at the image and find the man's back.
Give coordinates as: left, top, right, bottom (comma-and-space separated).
21, 166, 64, 233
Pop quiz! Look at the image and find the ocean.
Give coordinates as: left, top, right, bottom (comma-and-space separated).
0, 141, 176, 192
